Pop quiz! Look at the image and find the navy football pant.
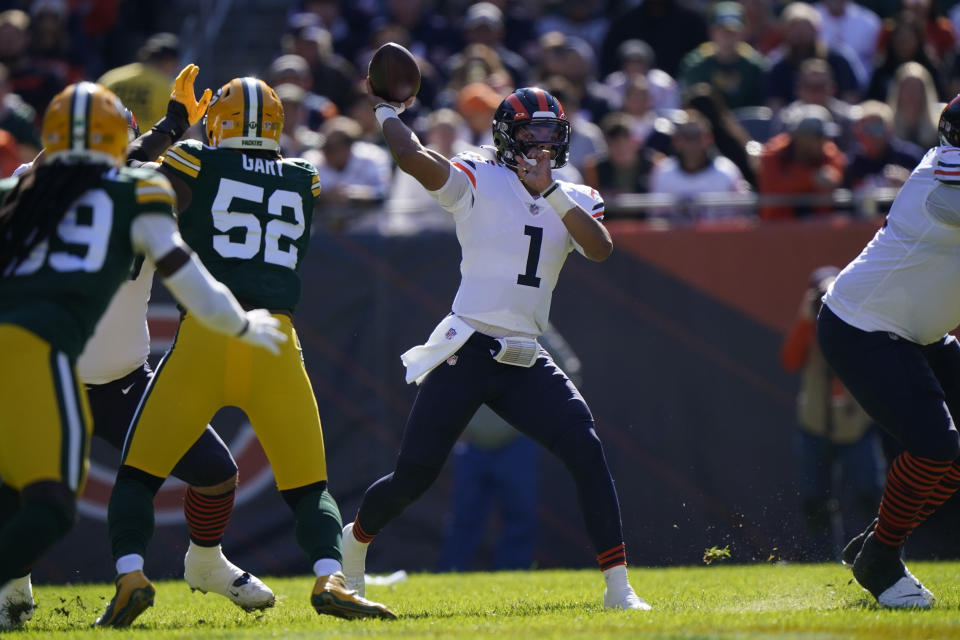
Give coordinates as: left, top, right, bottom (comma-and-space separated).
817, 305, 960, 462
356, 333, 624, 556
86, 362, 238, 487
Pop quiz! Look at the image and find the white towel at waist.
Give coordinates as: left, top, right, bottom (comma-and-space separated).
401, 314, 475, 384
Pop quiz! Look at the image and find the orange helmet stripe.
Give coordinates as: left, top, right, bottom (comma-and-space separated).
532, 87, 549, 113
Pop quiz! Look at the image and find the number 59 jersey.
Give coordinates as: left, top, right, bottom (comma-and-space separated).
0, 166, 175, 360
161, 139, 321, 312
432, 150, 605, 336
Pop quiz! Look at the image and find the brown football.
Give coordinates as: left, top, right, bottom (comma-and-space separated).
368, 42, 421, 103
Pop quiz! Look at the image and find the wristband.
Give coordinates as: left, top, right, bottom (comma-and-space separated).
540, 181, 578, 219
150, 100, 190, 140
374, 103, 401, 126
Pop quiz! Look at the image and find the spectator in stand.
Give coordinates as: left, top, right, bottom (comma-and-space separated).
0, 9, 64, 123
385, 108, 472, 234
97, 32, 178, 130
758, 104, 847, 220
266, 54, 339, 132
443, 43, 509, 99
297, 0, 370, 65
535, 32, 616, 125
773, 58, 857, 153
0, 128, 19, 177
457, 81, 500, 148
678, 1, 767, 110
600, 0, 708, 77
604, 39, 679, 112
275, 83, 323, 158
648, 109, 751, 221
765, 2, 862, 111
780, 266, 884, 561
741, 0, 785, 56
460, 2, 529, 88
886, 61, 941, 150
866, 14, 943, 102
542, 76, 604, 181
478, 0, 540, 64
535, 2, 609, 46
684, 82, 757, 186
619, 75, 659, 148
305, 116, 393, 232
375, 0, 460, 78
585, 112, 660, 202
888, 0, 956, 66
814, 0, 881, 80
844, 100, 924, 195
28, 0, 85, 85
0, 63, 39, 163
281, 18, 356, 113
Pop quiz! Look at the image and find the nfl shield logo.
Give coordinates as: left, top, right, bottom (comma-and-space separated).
445, 328, 457, 340
529, 203, 540, 215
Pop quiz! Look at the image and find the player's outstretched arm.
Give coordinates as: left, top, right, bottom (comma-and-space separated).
127, 63, 212, 169
366, 78, 450, 191
130, 213, 286, 354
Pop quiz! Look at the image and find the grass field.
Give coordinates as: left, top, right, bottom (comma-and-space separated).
6, 562, 960, 639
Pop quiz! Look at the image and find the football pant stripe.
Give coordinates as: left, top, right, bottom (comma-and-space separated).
121, 323, 181, 463
54, 351, 84, 491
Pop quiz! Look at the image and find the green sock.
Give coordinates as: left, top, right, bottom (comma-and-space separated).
0, 500, 72, 584
108, 477, 156, 561
294, 489, 343, 564
0, 484, 20, 528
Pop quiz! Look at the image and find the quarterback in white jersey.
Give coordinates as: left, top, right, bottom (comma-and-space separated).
339, 80, 650, 611
818, 95, 960, 609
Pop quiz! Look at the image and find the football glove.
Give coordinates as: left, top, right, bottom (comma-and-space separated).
151, 64, 212, 141
237, 308, 287, 356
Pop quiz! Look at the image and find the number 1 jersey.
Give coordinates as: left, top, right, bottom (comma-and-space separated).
161, 140, 321, 312
432, 150, 605, 336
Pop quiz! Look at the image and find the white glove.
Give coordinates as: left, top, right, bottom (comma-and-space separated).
237, 308, 287, 355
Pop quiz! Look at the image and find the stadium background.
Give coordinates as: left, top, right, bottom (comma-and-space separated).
2, 0, 957, 582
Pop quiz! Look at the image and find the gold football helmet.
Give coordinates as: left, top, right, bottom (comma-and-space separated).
204, 77, 283, 151
41, 82, 129, 165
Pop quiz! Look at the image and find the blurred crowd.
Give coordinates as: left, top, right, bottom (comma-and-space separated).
1, 0, 959, 231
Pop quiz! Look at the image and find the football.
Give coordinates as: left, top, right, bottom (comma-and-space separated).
368, 42, 421, 103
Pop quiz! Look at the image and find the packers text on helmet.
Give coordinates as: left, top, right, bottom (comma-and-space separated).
204, 77, 283, 151
42, 82, 128, 165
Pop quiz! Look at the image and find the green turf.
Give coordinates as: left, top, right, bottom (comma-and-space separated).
5, 563, 960, 639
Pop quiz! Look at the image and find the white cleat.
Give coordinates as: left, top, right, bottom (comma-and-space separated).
341, 522, 368, 597
877, 575, 934, 609
603, 585, 652, 611
902, 567, 936, 605
0, 574, 34, 630
184, 544, 275, 611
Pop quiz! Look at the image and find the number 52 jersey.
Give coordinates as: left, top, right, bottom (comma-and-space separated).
162, 139, 321, 312
431, 149, 605, 336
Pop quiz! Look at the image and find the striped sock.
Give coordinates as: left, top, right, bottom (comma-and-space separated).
910, 460, 960, 533
597, 543, 627, 571
351, 517, 376, 544
875, 452, 951, 547
184, 487, 234, 547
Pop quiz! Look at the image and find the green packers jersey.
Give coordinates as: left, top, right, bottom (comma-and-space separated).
0, 166, 176, 359
161, 140, 320, 311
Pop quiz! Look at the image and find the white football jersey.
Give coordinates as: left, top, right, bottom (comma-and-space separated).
429, 149, 605, 337
824, 146, 960, 344
76, 259, 154, 384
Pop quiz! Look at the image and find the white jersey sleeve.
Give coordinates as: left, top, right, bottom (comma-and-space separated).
558, 181, 605, 256
426, 150, 496, 218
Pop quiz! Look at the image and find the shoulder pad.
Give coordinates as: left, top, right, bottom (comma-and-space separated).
161, 140, 205, 179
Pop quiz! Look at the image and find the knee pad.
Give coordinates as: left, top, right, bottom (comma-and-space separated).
20, 480, 77, 536
116, 464, 166, 496
280, 480, 327, 511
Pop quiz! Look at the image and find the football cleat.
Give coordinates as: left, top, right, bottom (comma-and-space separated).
94, 570, 155, 627
0, 575, 34, 630
311, 572, 397, 620
603, 584, 652, 611
184, 545, 275, 611
341, 522, 368, 597
841, 518, 878, 567
852, 532, 934, 608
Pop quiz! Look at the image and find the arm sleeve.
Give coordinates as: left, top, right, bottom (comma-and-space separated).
129, 214, 247, 336
426, 162, 473, 215
126, 128, 176, 165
